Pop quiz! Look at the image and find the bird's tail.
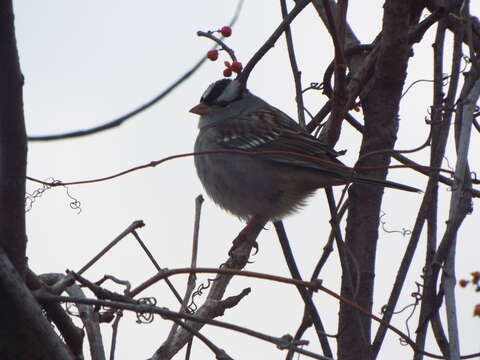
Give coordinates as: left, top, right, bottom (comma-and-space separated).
351, 175, 421, 193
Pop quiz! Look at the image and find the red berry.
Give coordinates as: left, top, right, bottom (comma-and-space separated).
223, 68, 232, 77
220, 26, 232, 37
459, 279, 469, 288
207, 50, 218, 61
230, 61, 243, 73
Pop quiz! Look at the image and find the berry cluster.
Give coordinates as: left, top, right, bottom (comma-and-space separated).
459, 271, 480, 289
222, 60, 243, 77
204, 26, 243, 78
458, 271, 480, 317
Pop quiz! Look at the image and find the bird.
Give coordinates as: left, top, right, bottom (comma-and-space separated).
190, 79, 419, 221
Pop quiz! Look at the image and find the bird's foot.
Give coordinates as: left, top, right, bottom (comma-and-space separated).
229, 227, 259, 256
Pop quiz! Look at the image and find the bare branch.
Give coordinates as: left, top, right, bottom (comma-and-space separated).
442, 66, 480, 360
168, 316, 235, 360
165, 195, 204, 347
339, 1, 415, 359
38, 273, 108, 360
197, 30, 237, 62
376, 19, 451, 359
151, 215, 268, 359
280, 0, 306, 127
130, 228, 184, 304
236, 0, 311, 86
109, 311, 122, 360
319, 0, 349, 147
274, 220, 333, 358
26, 270, 85, 358
0, 250, 74, 360
40, 292, 331, 360
78, 220, 145, 275
38, 270, 480, 360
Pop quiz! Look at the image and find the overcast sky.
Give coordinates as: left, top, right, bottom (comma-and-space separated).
12, 1, 480, 359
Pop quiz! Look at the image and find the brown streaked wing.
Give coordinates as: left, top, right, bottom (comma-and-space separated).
216, 105, 350, 176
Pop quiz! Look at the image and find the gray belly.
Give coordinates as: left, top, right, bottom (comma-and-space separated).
194, 136, 315, 220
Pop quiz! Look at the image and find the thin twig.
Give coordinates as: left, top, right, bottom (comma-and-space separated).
40, 273, 107, 360
197, 31, 237, 62
152, 215, 268, 359
190, 195, 204, 279
411, 18, 454, 360
280, 0, 306, 128
26, 149, 442, 189
356, 127, 432, 164
165, 195, 204, 347
341, 112, 480, 197
317, 284, 480, 360
48, 220, 145, 295
322, 0, 349, 147
324, 188, 366, 346
132, 267, 322, 297
169, 317, 234, 360
78, 220, 145, 276
38, 273, 480, 360
273, 220, 333, 358
441, 67, 479, 360
109, 311, 122, 360
237, 0, 312, 86
311, 199, 349, 280
41, 292, 331, 360
130, 229, 184, 304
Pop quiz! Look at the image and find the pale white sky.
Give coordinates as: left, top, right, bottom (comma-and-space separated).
13, 1, 480, 359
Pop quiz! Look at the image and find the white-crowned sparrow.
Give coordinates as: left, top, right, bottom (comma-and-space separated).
191, 79, 419, 221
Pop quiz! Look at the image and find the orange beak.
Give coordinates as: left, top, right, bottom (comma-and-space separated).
189, 103, 211, 115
